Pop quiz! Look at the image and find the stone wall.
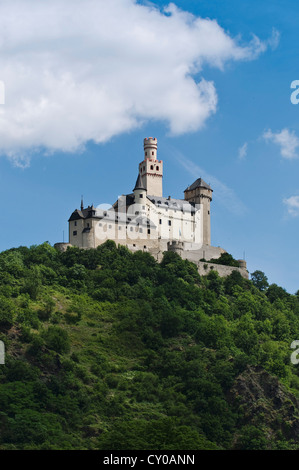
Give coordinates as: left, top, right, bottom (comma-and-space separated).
197, 261, 249, 279
181, 244, 225, 263
57, 240, 248, 279
54, 242, 72, 252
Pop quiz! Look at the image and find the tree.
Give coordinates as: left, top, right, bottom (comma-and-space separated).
251, 270, 269, 291
210, 252, 239, 267
235, 425, 268, 450
0, 296, 14, 327
266, 283, 289, 303
42, 326, 70, 354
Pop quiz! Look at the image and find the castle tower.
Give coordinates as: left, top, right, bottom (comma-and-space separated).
133, 173, 147, 201
184, 178, 213, 246
139, 137, 163, 197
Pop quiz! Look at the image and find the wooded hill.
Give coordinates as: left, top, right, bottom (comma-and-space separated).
0, 241, 298, 450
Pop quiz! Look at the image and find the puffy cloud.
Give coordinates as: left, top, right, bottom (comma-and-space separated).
283, 195, 299, 217
0, 0, 277, 164
263, 128, 299, 159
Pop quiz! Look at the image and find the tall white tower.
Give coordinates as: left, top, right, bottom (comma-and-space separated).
139, 137, 163, 197
184, 178, 213, 246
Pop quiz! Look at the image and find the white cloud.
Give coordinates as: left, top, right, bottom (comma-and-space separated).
263, 128, 299, 159
238, 142, 248, 160
283, 195, 299, 217
0, 0, 278, 164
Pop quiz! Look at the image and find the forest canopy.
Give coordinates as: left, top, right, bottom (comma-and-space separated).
0, 241, 298, 450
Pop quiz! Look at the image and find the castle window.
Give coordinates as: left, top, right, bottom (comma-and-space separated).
152, 151, 154, 155
145, 152, 147, 156
130, 227, 133, 232
119, 226, 121, 230
168, 220, 171, 226
74, 221, 77, 226
87, 223, 90, 227
150, 165, 154, 170
156, 166, 159, 170
142, 205, 145, 210
147, 229, 150, 234
159, 219, 162, 224
73, 231, 77, 236
140, 194, 143, 198
208, 210, 210, 215
139, 228, 143, 233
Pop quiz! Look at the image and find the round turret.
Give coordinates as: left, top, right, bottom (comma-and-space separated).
54, 242, 72, 252
238, 259, 247, 269
167, 241, 184, 255
144, 137, 158, 160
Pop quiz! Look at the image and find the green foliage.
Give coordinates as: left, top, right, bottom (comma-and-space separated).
0, 296, 15, 327
235, 425, 268, 450
42, 326, 70, 354
251, 270, 269, 291
98, 417, 219, 450
210, 252, 240, 267
0, 241, 297, 450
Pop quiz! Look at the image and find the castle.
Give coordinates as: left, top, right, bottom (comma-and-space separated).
55, 137, 248, 279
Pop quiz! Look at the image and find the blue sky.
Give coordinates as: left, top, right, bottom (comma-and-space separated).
0, 0, 298, 293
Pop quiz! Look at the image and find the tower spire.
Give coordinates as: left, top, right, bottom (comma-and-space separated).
133, 173, 145, 191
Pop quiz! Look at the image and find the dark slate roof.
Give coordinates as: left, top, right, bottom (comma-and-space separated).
113, 194, 135, 211
69, 189, 200, 224
147, 195, 196, 214
68, 205, 98, 222
184, 178, 212, 192
133, 173, 145, 191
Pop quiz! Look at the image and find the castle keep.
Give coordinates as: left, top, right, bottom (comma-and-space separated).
56, 137, 248, 279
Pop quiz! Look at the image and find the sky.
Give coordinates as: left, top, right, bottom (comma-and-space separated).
0, 0, 298, 293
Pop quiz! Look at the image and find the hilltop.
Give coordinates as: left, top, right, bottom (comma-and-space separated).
0, 241, 298, 450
